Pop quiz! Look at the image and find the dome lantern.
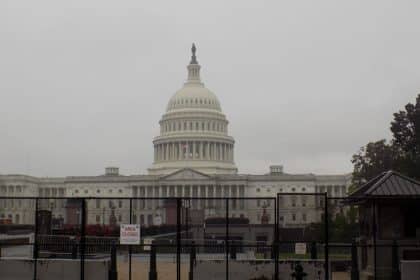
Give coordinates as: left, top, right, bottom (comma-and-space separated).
186, 43, 202, 84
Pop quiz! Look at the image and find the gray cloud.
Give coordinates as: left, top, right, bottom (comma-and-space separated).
1, 0, 419, 176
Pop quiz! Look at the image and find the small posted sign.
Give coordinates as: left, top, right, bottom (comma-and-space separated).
120, 224, 141, 245
295, 243, 307, 255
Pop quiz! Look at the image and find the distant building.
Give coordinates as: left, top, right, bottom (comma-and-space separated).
0, 45, 351, 227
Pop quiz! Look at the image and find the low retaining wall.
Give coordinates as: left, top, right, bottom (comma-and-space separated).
195, 259, 325, 280
401, 261, 420, 280
0, 258, 110, 280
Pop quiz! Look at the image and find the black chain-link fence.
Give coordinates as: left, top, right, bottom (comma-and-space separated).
0, 195, 419, 280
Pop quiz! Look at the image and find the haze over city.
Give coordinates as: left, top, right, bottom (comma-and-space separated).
1, 0, 420, 176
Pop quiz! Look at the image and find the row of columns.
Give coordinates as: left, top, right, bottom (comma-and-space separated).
132, 184, 245, 210
154, 141, 234, 162
160, 120, 227, 134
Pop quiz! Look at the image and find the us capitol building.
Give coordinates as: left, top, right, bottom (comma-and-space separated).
0, 45, 351, 227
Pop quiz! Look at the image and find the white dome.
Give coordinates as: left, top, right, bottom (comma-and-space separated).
166, 84, 222, 112
148, 44, 237, 175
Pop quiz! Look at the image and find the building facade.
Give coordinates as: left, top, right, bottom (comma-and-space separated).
0, 45, 351, 227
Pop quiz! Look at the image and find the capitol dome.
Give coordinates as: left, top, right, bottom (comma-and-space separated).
166, 86, 222, 112
148, 44, 237, 175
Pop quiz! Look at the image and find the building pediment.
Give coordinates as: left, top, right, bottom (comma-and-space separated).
159, 168, 212, 181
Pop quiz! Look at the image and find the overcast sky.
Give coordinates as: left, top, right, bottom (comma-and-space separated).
1, 0, 419, 177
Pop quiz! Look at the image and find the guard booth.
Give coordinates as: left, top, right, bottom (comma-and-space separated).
348, 170, 420, 280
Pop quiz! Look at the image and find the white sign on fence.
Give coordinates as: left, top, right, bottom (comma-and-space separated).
120, 224, 141, 245
295, 243, 307, 255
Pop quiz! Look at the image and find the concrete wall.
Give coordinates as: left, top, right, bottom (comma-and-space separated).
194, 260, 325, 280
401, 261, 420, 280
0, 258, 110, 280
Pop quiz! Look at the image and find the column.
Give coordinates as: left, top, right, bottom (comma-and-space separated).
154, 186, 159, 209
213, 143, 216, 160
232, 144, 235, 161
178, 142, 182, 160
200, 141, 204, 159
173, 142, 175, 160
193, 141, 196, 159
168, 142, 171, 160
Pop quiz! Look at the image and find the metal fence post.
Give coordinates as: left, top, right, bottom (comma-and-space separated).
149, 244, 157, 280
72, 239, 78, 259
225, 198, 229, 280
33, 198, 39, 280
275, 195, 279, 280
311, 241, 317, 260
109, 242, 117, 280
372, 200, 377, 280
351, 239, 359, 280
189, 242, 196, 280
324, 193, 329, 280
80, 198, 86, 280
176, 198, 181, 280
129, 198, 132, 280
392, 240, 401, 280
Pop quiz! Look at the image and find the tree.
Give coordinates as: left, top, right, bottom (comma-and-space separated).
351, 94, 420, 185
351, 139, 398, 186
391, 94, 420, 180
